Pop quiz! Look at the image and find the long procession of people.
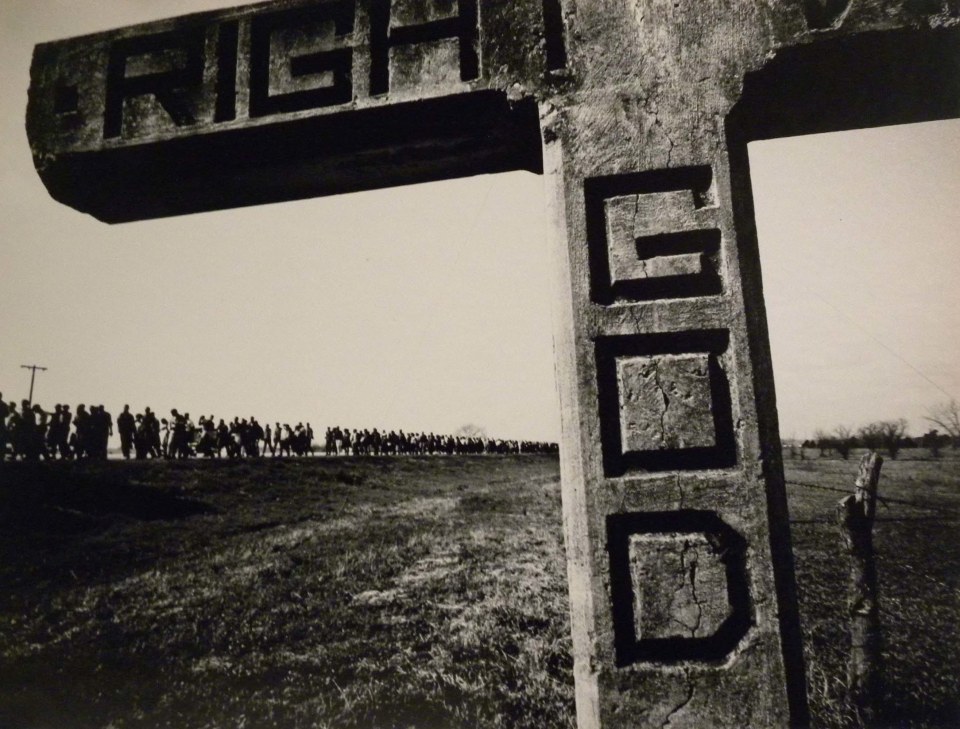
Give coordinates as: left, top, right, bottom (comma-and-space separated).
0, 393, 557, 462
323, 426, 557, 456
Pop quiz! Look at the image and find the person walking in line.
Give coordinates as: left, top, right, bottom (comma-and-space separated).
250, 418, 264, 458
45, 405, 61, 458
263, 423, 274, 456
216, 419, 230, 457
73, 404, 89, 459
117, 405, 135, 459
19, 401, 39, 461
100, 405, 114, 459
57, 404, 72, 459
159, 417, 170, 457
0, 394, 9, 461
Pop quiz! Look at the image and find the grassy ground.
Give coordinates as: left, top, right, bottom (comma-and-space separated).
0, 456, 574, 729
0, 453, 957, 728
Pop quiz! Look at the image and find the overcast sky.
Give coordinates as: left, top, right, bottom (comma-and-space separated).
750, 124, 960, 440
1, 1, 958, 442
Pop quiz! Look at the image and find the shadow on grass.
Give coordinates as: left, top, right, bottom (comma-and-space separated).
0, 462, 215, 536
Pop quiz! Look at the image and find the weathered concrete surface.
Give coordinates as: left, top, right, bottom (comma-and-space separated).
604, 189, 718, 286
27, 0, 558, 221
628, 533, 729, 641
536, 2, 958, 726
616, 353, 715, 453
26, 0, 960, 726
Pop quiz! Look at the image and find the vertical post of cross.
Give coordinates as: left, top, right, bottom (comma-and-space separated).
541, 117, 808, 729
537, 4, 808, 725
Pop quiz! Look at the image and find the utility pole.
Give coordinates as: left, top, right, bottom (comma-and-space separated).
20, 364, 48, 406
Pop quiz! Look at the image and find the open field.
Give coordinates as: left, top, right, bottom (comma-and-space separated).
0, 456, 574, 729
1, 453, 958, 728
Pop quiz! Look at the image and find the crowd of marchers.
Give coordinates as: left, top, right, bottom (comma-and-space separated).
0, 394, 558, 462
116, 408, 318, 460
0, 398, 114, 461
0, 396, 316, 462
323, 426, 558, 456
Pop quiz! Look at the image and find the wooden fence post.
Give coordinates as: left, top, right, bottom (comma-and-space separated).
837, 451, 884, 725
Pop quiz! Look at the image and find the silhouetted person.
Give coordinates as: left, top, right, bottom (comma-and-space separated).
6, 403, 22, 459
73, 404, 89, 459
264, 423, 274, 456
0, 394, 8, 461
97, 405, 113, 459
19, 401, 39, 461
198, 416, 217, 457
250, 418, 264, 457
45, 405, 61, 457
159, 417, 170, 457
56, 404, 72, 459
170, 410, 189, 459
118, 405, 135, 459
143, 408, 161, 458
133, 414, 147, 459
216, 419, 230, 457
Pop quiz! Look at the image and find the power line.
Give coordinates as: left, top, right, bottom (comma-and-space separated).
20, 364, 47, 406
797, 282, 957, 402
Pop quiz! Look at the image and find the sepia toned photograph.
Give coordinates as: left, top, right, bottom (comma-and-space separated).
1, 1, 958, 727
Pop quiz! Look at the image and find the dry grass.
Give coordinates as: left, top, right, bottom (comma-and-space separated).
0, 457, 574, 729
785, 453, 960, 728
1, 452, 957, 728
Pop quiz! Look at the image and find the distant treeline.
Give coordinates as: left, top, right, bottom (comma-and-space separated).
801, 416, 957, 460
803, 432, 953, 453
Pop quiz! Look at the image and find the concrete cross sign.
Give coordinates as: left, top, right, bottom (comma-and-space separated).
25, 0, 960, 725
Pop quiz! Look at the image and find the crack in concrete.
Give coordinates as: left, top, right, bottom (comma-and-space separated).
651, 360, 670, 448
656, 117, 676, 167
661, 680, 695, 728
670, 550, 692, 634
672, 542, 703, 636
686, 544, 703, 636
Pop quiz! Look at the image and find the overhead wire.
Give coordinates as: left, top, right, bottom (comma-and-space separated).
795, 280, 957, 402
